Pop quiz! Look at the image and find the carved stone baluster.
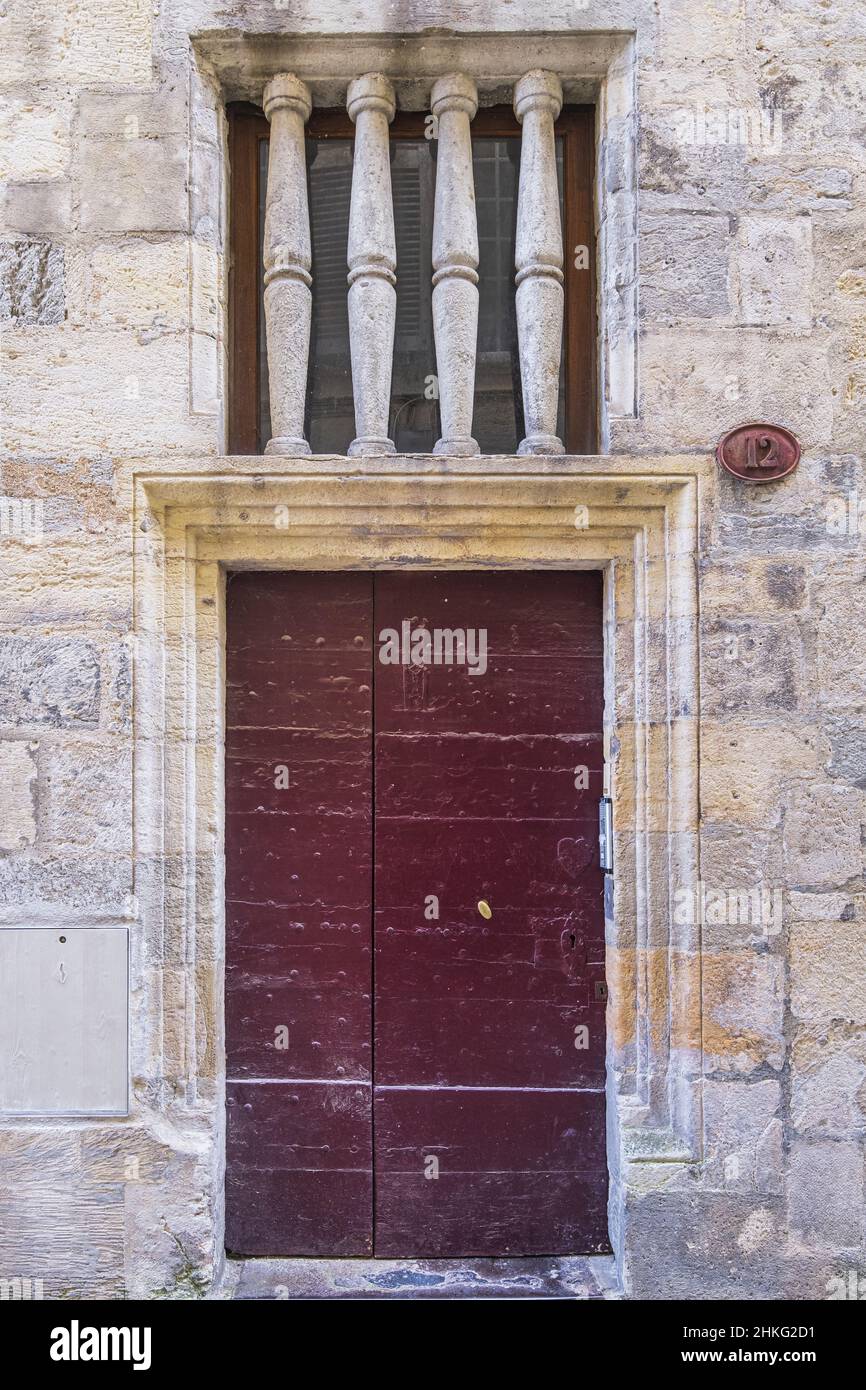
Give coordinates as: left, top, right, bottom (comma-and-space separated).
346, 73, 397, 456
262, 74, 313, 456
431, 73, 480, 457
513, 70, 565, 456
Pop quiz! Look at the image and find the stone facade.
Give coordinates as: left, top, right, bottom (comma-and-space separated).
0, 0, 864, 1300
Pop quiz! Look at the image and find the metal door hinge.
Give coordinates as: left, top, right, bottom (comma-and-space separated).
598, 796, 613, 872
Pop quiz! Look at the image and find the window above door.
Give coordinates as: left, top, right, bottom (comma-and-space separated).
228, 78, 597, 457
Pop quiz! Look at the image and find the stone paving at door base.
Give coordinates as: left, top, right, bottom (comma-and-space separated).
224, 1255, 620, 1300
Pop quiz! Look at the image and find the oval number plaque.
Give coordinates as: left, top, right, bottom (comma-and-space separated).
716, 422, 801, 483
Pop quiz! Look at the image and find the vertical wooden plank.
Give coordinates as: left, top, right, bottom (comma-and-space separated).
563, 107, 598, 455
224, 572, 374, 1256
373, 571, 608, 1256
227, 105, 268, 455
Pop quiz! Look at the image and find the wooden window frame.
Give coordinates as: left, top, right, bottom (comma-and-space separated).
227, 102, 597, 455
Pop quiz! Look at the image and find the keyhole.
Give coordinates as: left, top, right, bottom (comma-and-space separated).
569, 933, 576, 950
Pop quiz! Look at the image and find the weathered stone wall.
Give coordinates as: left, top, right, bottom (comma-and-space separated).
0, 0, 863, 1299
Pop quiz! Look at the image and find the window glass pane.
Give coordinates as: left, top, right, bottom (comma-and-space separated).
262, 138, 358, 453
257, 129, 565, 454
305, 138, 354, 453
390, 138, 438, 451
473, 135, 565, 453
259, 137, 357, 453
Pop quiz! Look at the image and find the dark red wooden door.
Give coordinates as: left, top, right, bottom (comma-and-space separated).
224, 572, 374, 1255
373, 572, 608, 1255
225, 570, 607, 1257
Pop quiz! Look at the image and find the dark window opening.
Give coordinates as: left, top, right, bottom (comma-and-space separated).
229, 104, 597, 455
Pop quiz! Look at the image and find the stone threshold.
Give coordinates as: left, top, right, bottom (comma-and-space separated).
215, 1255, 621, 1300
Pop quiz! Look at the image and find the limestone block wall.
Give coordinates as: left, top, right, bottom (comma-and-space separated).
0, 0, 864, 1299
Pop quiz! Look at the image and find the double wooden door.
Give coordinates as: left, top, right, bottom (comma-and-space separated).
225, 570, 608, 1257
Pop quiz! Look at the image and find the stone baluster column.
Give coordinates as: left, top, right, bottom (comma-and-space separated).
262, 73, 313, 456
431, 73, 480, 457
513, 70, 565, 456
346, 73, 397, 456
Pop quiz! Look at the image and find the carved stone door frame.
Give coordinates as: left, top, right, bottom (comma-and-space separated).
127, 453, 703, 1293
